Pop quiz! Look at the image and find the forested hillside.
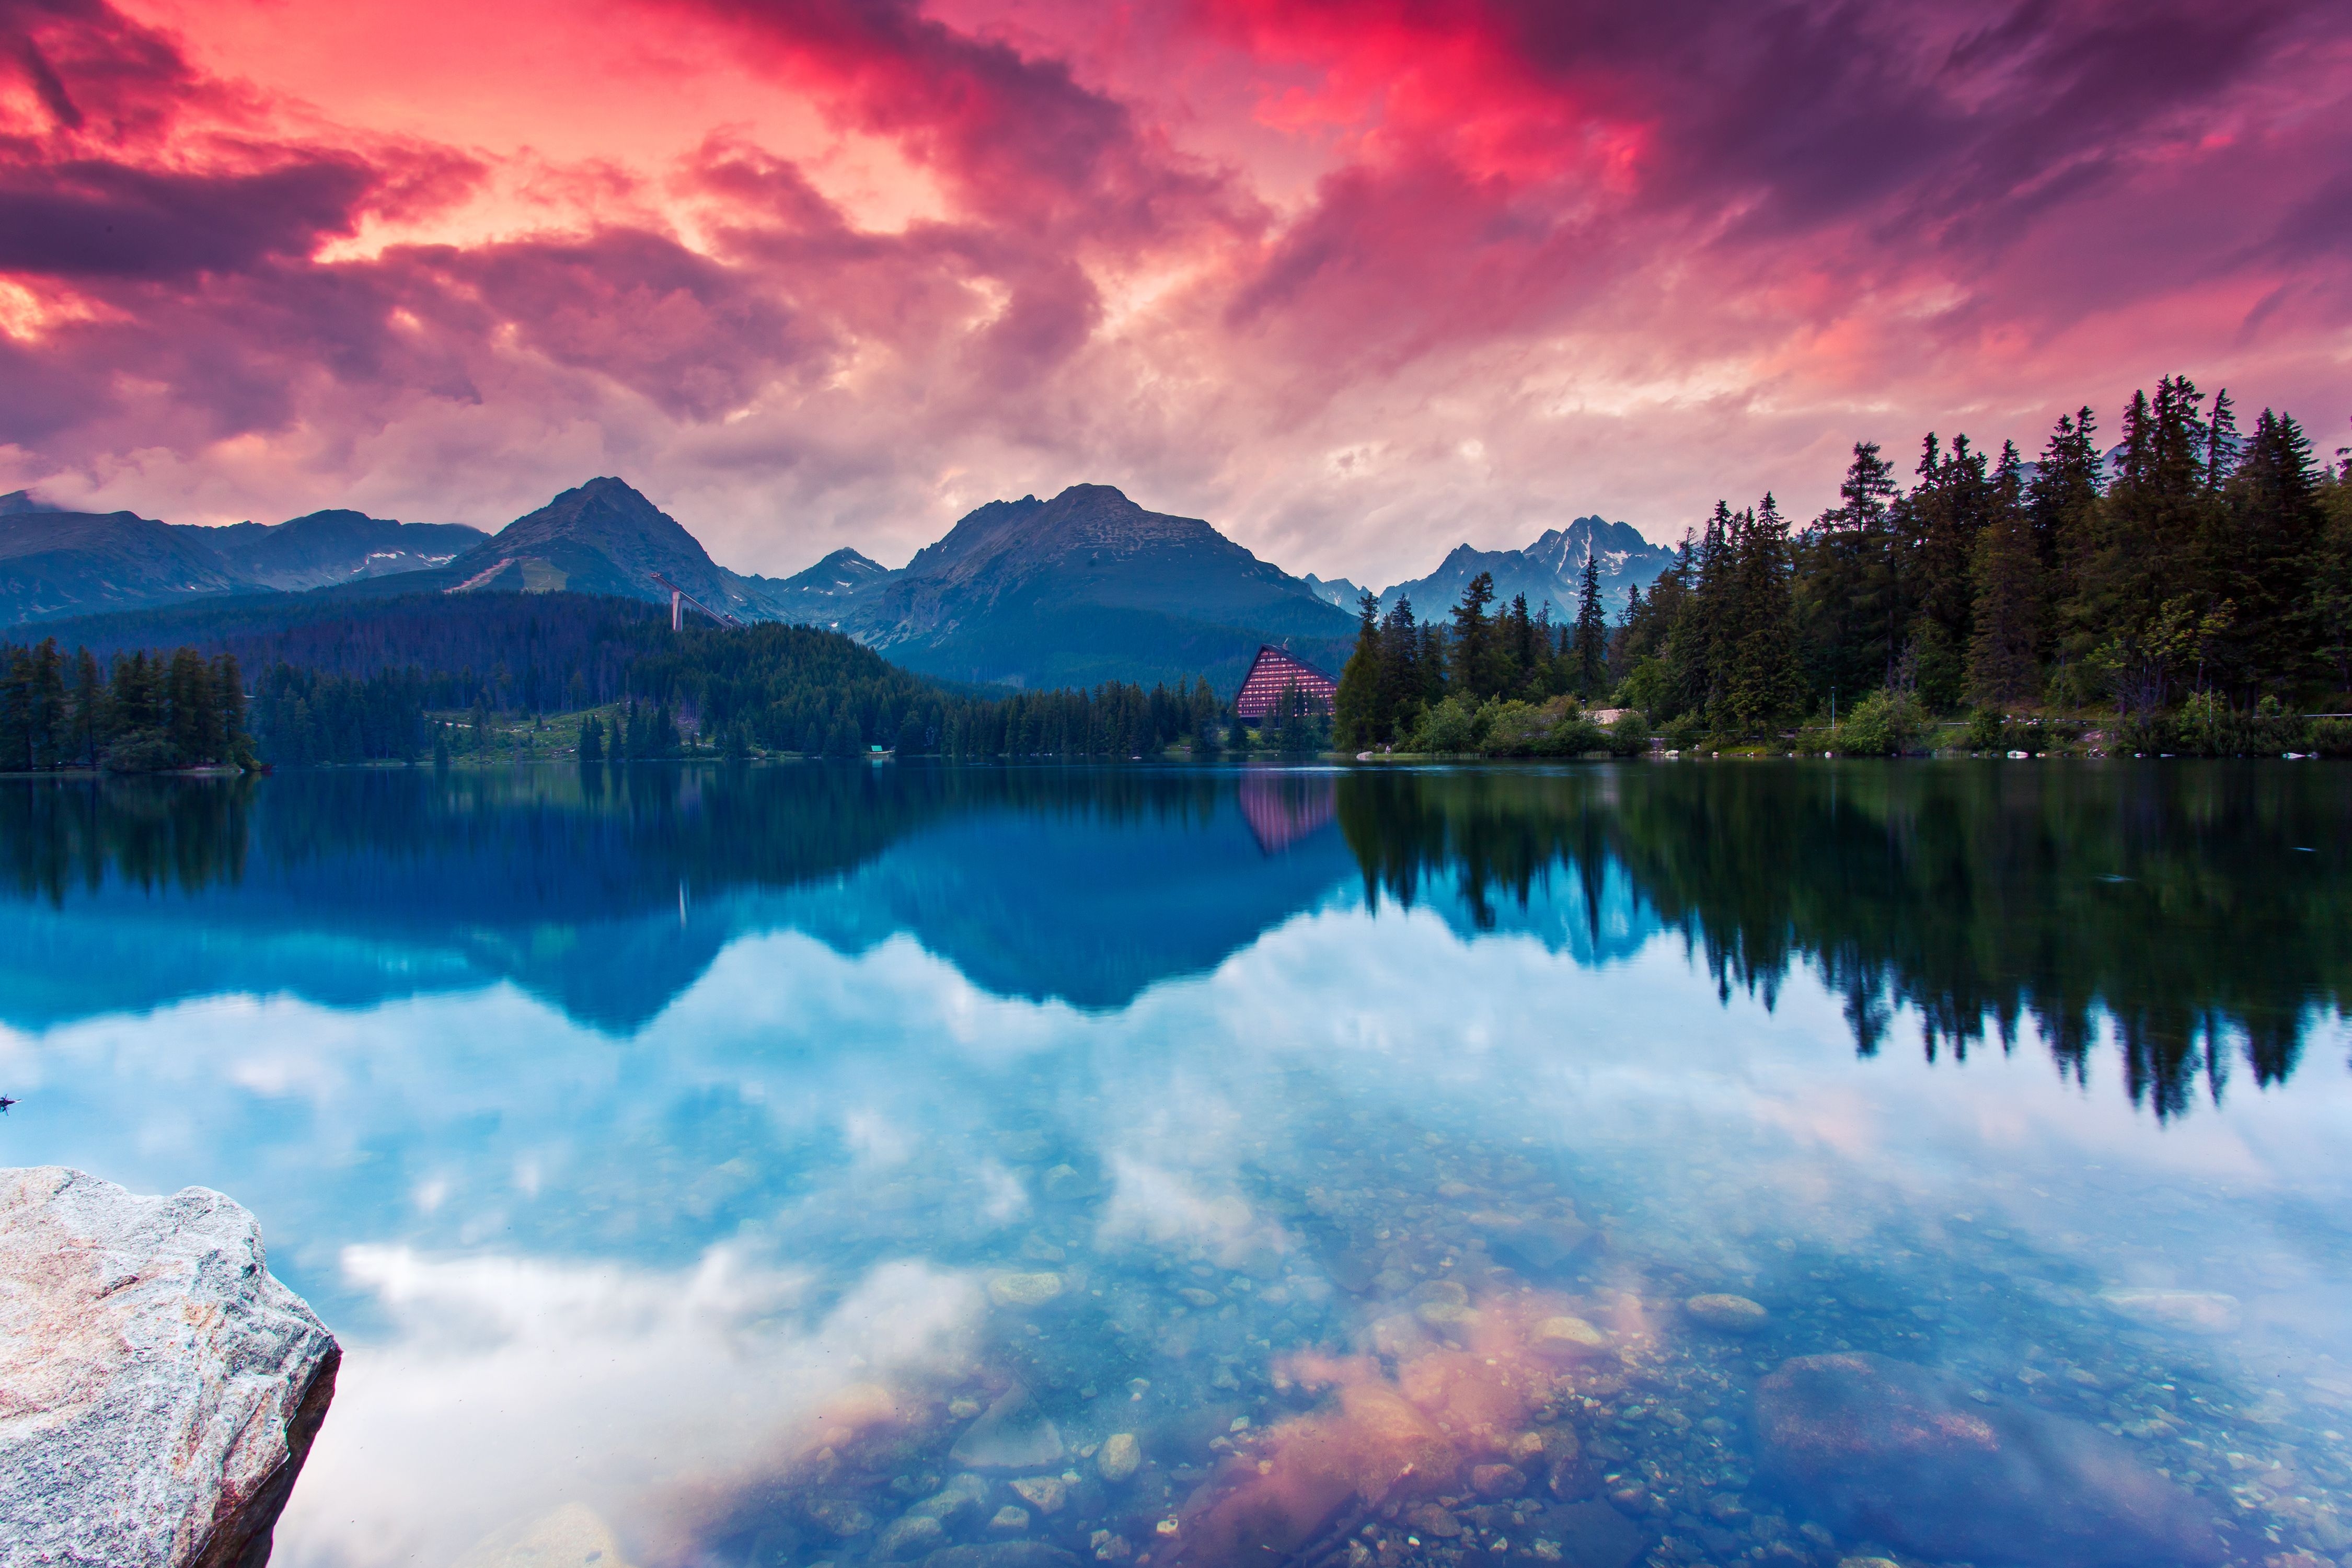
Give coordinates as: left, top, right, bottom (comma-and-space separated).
4, 593, 1230, 769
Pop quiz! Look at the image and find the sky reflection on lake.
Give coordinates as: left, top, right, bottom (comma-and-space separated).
2, 764, 2348, 1568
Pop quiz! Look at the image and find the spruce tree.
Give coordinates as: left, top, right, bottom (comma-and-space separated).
1333, 592, 1383, 750
70, 647, 101, 767
2227, 409, 2323, 691
1572, 549, 1608, 699
1450, 572, 1497, 698
1968, 443, 2045, 708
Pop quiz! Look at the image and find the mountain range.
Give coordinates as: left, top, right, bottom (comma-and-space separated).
2, 478, 1667, 690
0, 490, 483, 622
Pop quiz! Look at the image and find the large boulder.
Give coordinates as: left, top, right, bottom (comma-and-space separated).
1754, 1352, 2224, 1567
0, 1166, 339, 1567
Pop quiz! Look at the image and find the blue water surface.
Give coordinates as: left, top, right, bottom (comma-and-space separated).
2, 762, 2348, 1568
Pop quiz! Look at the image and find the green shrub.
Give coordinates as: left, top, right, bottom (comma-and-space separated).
1838, 688, 1928, 756
1413, 695, 1485, 754
1606, 710, 1651, 757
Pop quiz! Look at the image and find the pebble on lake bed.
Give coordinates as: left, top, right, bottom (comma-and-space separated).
1009, 1475, 1066, 1515
1098, 1431, 1140, 1482
1530, 1315, 1611, 1357
988, 1272, 1065, 1308
1685, 1293, 1769, 1332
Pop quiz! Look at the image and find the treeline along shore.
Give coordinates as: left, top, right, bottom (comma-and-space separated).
0, 605, 1240, 770
1333, 375, 2352, 757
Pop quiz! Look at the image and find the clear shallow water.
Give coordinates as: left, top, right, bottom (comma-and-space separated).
3, 763, 2350, 1568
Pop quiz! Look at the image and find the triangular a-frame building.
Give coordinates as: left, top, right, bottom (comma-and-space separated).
1233, 644, 1339, 719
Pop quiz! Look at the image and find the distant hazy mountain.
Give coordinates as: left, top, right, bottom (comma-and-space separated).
1303, 573, 1368, 609
766, 546, 890, 626
206, 511, 485, 590
1376, 516, 1673, 620
830, 483, 1357, 689
0, 494, 255, 623
0, 491, 489, 622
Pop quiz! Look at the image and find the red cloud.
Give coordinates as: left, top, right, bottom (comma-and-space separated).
0, 0, 2344, 582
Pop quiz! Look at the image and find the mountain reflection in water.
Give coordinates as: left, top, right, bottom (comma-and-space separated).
3, 764, 2342, 1116
1, 762, 2348, 1568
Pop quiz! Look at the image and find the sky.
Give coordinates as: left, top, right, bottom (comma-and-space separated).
1, 0, 2347, 586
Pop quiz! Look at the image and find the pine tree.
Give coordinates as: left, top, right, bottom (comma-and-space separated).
28, 639, 65, 768
1968, 443, 2044, 708
1572, 548, 1608, 699
1450, 572, 1498, 699
1668, 504, 1733, 723
69, 647, 101, 766
1333, 592, 1383, 750
2227, 409, 2323, 691
1716, 497, 1803, 734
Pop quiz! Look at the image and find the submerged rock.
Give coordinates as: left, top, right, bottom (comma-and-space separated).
1530, 1315, 1612, 1358
0, 1166, 340, 1568
1527, 1500, 1643, 1568
950, 1385, 1066, 1470
1471, 1213, 1599, 1276
989, 1272, 1066, 1308
1010, 1474, 1067, 1515
1754, 1352, 2226, 1567
1684, 1294, 1768, 1333
1097, 1431, 1142, 1482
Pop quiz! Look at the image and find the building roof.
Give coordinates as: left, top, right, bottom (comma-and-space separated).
1234, 643, 1339, 719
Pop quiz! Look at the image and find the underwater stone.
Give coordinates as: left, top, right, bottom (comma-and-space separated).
1529, 1501, 1643, 1568
1755, 1352, 2227, 1567
951, 1385, 1067, 1470
1685, 1294, 1769, 1333
1010, 1475, 1067, 1515
990, 1272, 1066, 1308
989, 1506, 1032, 1534
1531, 1315, 1612, 1357
1472, 1213, 1600, 1275
879, 1514, 949, 1560
1098, 1432, 1142, 1482
1471, 1463, 1527, 1498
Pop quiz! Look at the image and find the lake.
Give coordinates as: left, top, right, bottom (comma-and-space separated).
4, 761, 2349, 1568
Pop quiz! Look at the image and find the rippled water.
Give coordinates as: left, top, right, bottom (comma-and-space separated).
4, 762, 2349, 1568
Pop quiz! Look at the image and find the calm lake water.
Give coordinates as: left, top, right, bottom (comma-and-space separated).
5, 762, 2350, 1568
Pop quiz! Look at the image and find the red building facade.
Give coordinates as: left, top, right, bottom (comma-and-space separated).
1233, 644, 1339, 720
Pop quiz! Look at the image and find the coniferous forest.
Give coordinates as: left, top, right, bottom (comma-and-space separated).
1335, 377, 2352, 756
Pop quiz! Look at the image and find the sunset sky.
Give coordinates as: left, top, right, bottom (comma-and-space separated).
3, 0, 2347, 584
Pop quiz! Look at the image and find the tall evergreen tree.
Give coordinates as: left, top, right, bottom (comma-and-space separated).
1968, 443, 2044, 708
1450, 571, 1500, 699
2225, 409, 2323, 691
1333, 592, 1384, 750
1572, 548, 1608, 699
1718, 497, 1803, 734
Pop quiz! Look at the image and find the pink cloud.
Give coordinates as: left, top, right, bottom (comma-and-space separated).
0, 0, 2345, 587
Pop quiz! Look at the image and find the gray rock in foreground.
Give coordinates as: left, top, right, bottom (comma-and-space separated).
0, 1166, 339, 1568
